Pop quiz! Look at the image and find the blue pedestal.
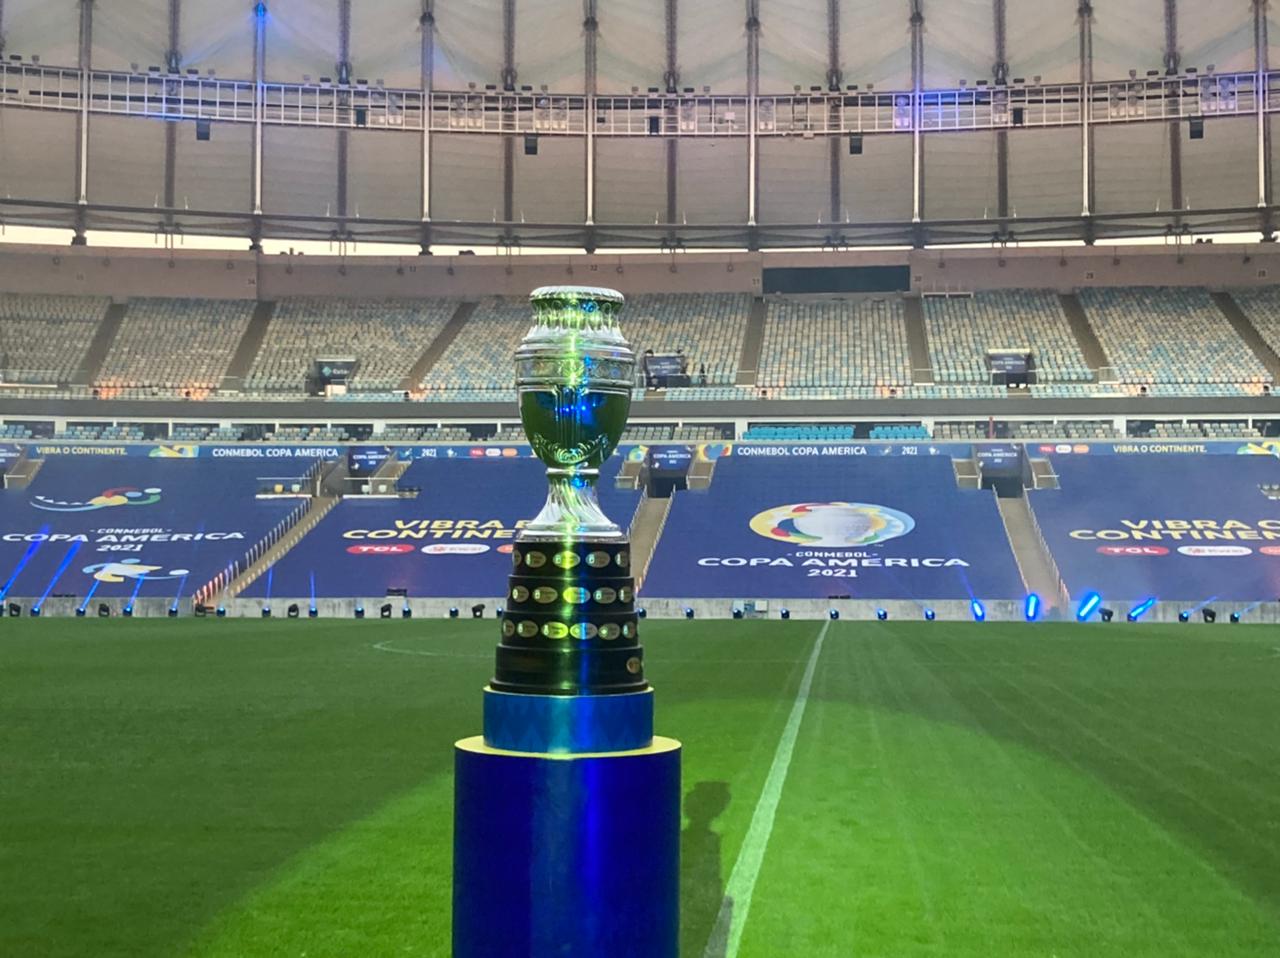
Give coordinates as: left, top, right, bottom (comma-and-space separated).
453, 735, 681, 958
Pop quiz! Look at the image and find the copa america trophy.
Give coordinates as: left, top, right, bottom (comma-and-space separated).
453, 287, 681, 958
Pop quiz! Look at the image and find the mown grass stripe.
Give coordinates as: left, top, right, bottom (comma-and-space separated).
703, 619, 829, 958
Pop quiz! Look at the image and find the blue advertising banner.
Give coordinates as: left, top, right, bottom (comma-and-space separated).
0, 458, 305, 599
1030, 454, 1280, 601
642, 456, 1024, 600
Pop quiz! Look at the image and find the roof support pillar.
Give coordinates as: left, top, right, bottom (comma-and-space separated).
419, 0, 434, 252
501, 0, 516, 91
1164, 0, 1184, 223
827, 0, 841, 227
993, 0, 1009, 228
664, 0, 679, 243
0, 0, 7, 58
251, 1, 266, 227
826, 0, 841, 92
746, 0, 759, 234
584, 0, 598, 246
336, 0, 351, 226
1255, 0, 1272, 237
1079, 1, 1094, 226
910, 0, 924, 232
163, 0, 181, 228
73, 0, 93, 244
501, 0, 515, 243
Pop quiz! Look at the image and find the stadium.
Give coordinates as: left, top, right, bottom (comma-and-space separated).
2, 1, 1280, 956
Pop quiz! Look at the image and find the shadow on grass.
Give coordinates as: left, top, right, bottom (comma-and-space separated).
682, 780, 731, 958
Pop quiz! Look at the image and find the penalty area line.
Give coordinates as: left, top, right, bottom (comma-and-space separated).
704, 619, 830, 958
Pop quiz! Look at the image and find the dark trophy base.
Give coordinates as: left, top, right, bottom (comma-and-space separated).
452, 534, 681, 958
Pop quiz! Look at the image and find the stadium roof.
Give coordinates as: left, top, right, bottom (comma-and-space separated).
0, 1, 1275, 250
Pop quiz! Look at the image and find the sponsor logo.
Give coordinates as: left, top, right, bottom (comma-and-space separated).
1072, 444, 1090, 454
484, 448, 502, 458
1039, 445, 1056, 454
750, 502, 914, 547
1097, 545, 1170, 557
695, 442, 730, 462
1261, 545, 1280, 556
148, 444, 198, 458
1055, 444, 1072, 454
346, 543, 415, 555
33, 486, 161, 512
422, 543, 491, 555
82, 558, 189, 582
1238, 440, 1280, 458
1176, 545, 1253, 557
496, 543, 514, 554
468, 448, 486, 458
502, 448, 519, 457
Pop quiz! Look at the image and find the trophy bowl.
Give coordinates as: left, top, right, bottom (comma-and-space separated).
515, 285, 635, 540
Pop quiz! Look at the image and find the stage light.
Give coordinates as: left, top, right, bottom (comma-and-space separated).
1099, 608, 1114, 623
29, 606, 40, 617
875, 609, 888, 621
970, 599, 986, 622
1178, 611, 1190, 622
1202, 608, 1217, 624
194, 603, 208, 618
216, 605, 226, 618
684, 607, 694, 619
75, 607, 86, 617
99, 603, 111, 618
380, 603, 393, 619
732, 607, 743, 619
261, 607, 271, 618
496, 606, 504, 617
1076, 592, 1101, 622
924, 608, 935, 621
308, 606, 318, 618
471, 604, 485, 619
449, 607, 459, 618
168, 606, 178, 618
1024, 593, 1041, 622
637, 607, 647, 619
1127, 597, 1156, 622
829, 608, 840, 620
355, 605, 365, 619
7, 602, 20, 617
780, 608, 790, 619
122, 605, 133, 618
287, 603, 300, 619
1230, 611, 1241, 623
402, 604, 412, 619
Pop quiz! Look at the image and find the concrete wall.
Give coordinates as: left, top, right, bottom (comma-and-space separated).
17, 594, 1280, 624
1, 241, 1279, 303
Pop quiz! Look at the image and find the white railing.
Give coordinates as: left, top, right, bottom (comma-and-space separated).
0, 61, 1268, 138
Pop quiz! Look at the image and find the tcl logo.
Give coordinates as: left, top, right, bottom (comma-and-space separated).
1097, 545, 1170, 557
347, 543, 415, 555
1176, 545, 1253, 557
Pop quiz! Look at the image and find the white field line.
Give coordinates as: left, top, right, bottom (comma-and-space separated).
704, 619, 830, 958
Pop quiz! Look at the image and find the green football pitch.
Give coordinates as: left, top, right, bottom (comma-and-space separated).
3, 618, 1279, 957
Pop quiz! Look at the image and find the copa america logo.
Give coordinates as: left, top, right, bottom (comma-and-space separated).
749, 502, 915, 547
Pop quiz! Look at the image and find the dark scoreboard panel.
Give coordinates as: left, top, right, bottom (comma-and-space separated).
646, 445, 693, 476
976, 442, 1024, 478
348, 445, 390, 475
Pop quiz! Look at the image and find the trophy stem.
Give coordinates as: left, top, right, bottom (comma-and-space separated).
523, 467, 623, 540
